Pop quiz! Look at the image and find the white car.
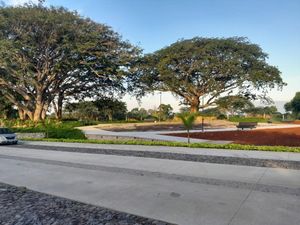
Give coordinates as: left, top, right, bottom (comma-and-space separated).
0, 127, 18, 145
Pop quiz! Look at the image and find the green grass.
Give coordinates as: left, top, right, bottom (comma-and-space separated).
21, 138, 300, 153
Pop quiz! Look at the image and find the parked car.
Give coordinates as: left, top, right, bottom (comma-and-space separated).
0, 127, 18, 145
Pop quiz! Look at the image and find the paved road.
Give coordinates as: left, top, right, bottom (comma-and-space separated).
0, 142, 299, 225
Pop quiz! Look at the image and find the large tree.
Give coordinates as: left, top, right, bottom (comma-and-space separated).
0, 4, 139, 121
134, 37, 285, 112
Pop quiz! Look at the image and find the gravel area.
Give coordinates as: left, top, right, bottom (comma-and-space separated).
0, 182, 173, 225
8, 144, 300, 170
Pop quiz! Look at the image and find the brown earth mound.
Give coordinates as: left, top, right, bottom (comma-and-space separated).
167, 127, 300, 146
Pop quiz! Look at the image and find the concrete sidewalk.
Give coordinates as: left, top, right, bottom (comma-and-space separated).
0, 143, 300, 225
1, 146, 300, 188
78, 123, 300, 144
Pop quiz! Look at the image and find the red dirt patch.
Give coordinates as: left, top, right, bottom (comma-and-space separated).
167, 127, 300, 146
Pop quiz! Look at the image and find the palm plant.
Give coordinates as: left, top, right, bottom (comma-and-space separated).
177, 112, 198, 144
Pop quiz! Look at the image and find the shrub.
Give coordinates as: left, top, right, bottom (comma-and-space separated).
4, 119, 88, 139
46, 128, 86, 139
217, 114, 227, 120
228, 116, 268, 123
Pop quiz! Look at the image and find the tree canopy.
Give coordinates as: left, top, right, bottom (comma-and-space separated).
134, 37, 285, 112
285, 92, 300, 119
216, 95, 254, 116
0, 95, 17, 119
64, 98, 127, 121
0, 4, 139, 121
244, 106, 277, 118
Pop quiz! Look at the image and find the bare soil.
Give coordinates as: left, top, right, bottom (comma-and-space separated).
166, 127, 300, 146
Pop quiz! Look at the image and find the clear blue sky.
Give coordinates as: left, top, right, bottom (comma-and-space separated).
5, 0, 300, 110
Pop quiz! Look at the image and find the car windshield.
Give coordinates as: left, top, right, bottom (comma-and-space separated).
0, 128, 13, 134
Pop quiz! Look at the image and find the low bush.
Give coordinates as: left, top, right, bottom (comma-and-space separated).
228, 116, 268, 123
2, 119, 88, 139
216, 114, 227, 120
46, 128, 86, 139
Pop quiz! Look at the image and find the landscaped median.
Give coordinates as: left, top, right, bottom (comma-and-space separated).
20, 138, 300, 153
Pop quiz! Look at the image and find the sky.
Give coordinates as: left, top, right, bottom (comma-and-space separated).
3, 0, 300, 112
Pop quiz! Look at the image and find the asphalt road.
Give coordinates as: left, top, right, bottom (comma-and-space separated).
0, 142, 299, 225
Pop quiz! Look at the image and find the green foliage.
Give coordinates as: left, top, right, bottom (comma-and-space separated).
127, 108, 149, 121
157, 104, 174, 120
64, 98, 128, 121
135, 37, 285, 112
4, 120, 91, 139
244, 106, 278, 117
217, 114, 227, 120
177, 113, 198, 130
0, 95, 17, 119
94, 97, 127, 121
285, 92, 300, 119
3, 120, 97, 131
46, 128, 86, 139
177, 112, 198, 143
0, 4, 139, 121
216, 95, 254, 115
201, 107, 222, 117
21, 138, 300, 153
228, 116, 268, 123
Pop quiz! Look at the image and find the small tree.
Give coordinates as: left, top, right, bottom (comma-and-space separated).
177, 112, 198, 144
245, 106, 277, 118
75, 102, 99, 121
285, 92, 300, 119
158, 104, 174, 121
128, 108, 148, 121
216, 95, 254, 117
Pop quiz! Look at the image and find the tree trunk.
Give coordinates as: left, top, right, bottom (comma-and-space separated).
187, 129, 190, 144
190, 100, 200, 113
53, 94, 64, 120
25, 110, 34, 121
33, 103, 44, 122
56, 96, 63, 120
189, 96, 200, 113
108, 113, 113, 121
18, 109, 25, 120
190, 105, 198, 113
41, 102, 50, 120
41, 109, 47, 120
